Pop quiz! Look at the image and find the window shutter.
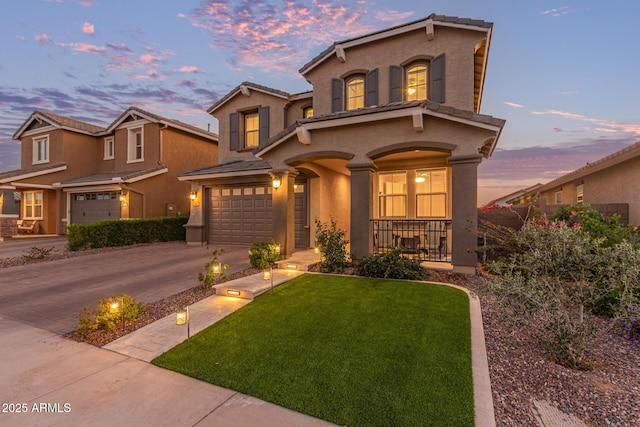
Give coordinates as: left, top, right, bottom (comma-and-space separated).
389, 65, 403, 103
230, 112, 239, 151
365, 68, 378, 107
430, 54, 445, 103
331, 78, 343, 112
258, 106, 270, 145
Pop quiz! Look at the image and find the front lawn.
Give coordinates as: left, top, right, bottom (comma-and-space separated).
152, 274, 473, 426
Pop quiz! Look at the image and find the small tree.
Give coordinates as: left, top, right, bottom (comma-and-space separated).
315, 217, 350, 273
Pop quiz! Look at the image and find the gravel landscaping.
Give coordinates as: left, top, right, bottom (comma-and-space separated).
2, 244, 639, 426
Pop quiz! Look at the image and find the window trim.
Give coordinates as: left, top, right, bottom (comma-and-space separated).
576, 184, 584, 204
244, 112, 259, 148
23, 190, 44, 220
378, 171, 407, 218
32, 135, 50, 165
103, 136, 114, 160
555, 191, 562, 204
302, 106, 314, 119
405, 63, 428, 101
127, 127, 144, 163
345, 75, 365, 111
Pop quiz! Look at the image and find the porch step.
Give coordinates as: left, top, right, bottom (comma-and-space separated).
213, 269, 304, 300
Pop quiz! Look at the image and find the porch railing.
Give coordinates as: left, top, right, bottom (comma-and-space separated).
371, 219, 452, 262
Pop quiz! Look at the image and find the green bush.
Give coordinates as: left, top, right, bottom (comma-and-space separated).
77, 294, 146, 332
248, 241, 281, 269
314, 217, 350, 273
356, 249, 429, 280
67, 216, 188, 251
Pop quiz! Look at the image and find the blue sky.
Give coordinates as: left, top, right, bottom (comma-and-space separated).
1, 0, 639, 204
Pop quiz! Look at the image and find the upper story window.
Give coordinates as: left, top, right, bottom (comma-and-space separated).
416, 168, 447, 218
379, 172, 407, 217
103, 137, 114, 160
576, 184, 584, 204
127, 127, 143, 163
303, 106, 314, 118
32, 135, 49, 165
23, 191, 43, 219
346, 76, 365, 110
230, 106, 270, 151
244, 113, 259, 148
406, 64, 428, 101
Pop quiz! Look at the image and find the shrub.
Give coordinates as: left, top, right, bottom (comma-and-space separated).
77, 294, 146, 332
67, 216, 188, 251
485, 220, 640, 369
198, 248, 229, 288
314, 217, 350, 273
624, 306, 640, 350
248, 241, 281, 269
356, 249, 429, 280
22, 246, 56, 261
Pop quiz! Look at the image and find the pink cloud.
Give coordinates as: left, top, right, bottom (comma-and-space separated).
82, 22, 95, 35
504, 101, 524, 109
78, 0, 97, 6
179, 65, 198, 73
375, 10, 415, 22
67, 42, 106, 53
35, 33, 53, 43
541, 6, 570, 17
532, 109, 640, 136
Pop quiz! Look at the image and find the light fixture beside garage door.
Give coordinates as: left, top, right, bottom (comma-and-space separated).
272, 173, 282, 190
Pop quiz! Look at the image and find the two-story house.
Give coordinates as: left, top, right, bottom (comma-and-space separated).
0, 107, 218, 235
181, 14, 505, 273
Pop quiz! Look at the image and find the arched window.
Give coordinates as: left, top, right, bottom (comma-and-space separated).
346, 76, 365, 110
406, 64, 427, 101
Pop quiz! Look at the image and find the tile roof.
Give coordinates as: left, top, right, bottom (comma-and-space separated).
299, 14, 493, 75
107, 106, 218, 139
13, 111, 106, 139
0, 163, 67, 182
58, 165, 168, 185
179, 160, 271, 178
207, 82, 291, 114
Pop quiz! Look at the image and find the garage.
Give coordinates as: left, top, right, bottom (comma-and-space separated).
209, 184, 273, 245
71, 191, 121, 224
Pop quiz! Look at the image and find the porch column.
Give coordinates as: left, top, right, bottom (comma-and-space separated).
448, 154, 483, 274
271, 169, 297, 257
184, 183, 206, 245
347, 162, 377, 260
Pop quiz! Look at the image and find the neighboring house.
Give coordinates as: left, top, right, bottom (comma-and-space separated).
0, 107, 218, 235
484, 183, 542, 207
181, 14, 506, 273
509, 141, 640, 225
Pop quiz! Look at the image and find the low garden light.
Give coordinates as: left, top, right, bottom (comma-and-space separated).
314, 246, 319, 254
263, 269, 271, 280
109, 299, 120, 314
275, 244, 281, 255
176, 306, 190, 343
212, 262, 222, 276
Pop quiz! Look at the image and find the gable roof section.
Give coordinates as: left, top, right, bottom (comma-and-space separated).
13, 111, 106, 140
178, 160, 271, 181
53, 165, 168, 188
106, 106, 218, 142
207, 81, 291, 114
299, 14, 493, 76
515, 141, 640, 201
0, 163, 68, 184
255, 100, 505, 158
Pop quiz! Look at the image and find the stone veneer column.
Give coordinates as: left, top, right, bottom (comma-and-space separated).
448, 154, 483, 274
347, 162, 377, 260
271, 170, 297, 257
0, 188, 19, 240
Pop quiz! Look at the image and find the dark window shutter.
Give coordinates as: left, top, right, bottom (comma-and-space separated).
430, 54, 445, 103
389, 65, 403, 103
258, 106, 270, 145
365, 68, 378, 107
331, 78, 343, 112
230, 112, 239, 151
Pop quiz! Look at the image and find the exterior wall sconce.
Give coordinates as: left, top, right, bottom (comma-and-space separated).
189, 191, 197, 201
176, 306, 190, 343
119, 193, 127, 202
272, 176, 281, 190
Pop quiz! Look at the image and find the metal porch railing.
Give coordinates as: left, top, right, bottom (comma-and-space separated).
371, 219, 452, 262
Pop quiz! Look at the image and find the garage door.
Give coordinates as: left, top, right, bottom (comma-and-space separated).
71, 192, 121, 224
209, 185, 273, 245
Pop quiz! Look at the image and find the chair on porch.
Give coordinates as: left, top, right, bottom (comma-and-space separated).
17, 220, 38, 234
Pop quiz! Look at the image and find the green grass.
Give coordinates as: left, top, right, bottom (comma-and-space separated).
152, 274, 473, 427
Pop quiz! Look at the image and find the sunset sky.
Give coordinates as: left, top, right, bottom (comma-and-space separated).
1, 0, 639, 204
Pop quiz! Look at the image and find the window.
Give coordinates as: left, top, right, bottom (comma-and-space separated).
346, 76, 364, 110
379, 172, 406, 217
127, 127, 143, 162
103, 137, 114, 160
303, 106, 314, 118
555, 191, 562, 204
406, 64, 427, 101
32, 135, 49, 164
576, 184, 584, 204
416, 169, 447, 217
244, 113, 259, 148
23, 191, 43, 219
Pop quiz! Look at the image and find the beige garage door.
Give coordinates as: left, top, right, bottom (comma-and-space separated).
209, 185, 273, 245
71, 192, 121, 225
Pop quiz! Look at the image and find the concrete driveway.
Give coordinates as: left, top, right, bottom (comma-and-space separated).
0, 238, 251, 333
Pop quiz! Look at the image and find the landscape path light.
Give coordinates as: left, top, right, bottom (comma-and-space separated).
176, 306, 190, 344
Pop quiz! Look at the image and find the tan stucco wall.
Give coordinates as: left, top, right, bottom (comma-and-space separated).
304, 26, 483, 115
285, 97, 313, 126
212, 91, 289, 164
537, 157, 640, 225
